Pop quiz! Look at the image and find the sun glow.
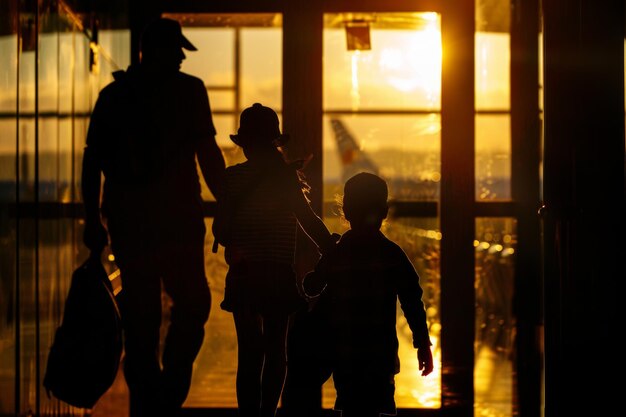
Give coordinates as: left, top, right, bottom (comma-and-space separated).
379, 23, 442, 101
341, 15, 442, 112
350, 50, 361, 110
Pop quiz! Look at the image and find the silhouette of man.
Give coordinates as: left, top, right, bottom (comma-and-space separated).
81, 18, 226, 417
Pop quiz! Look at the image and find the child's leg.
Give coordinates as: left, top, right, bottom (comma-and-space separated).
340, 410, 382, 417
282, 309, 332, 417
259, 312, 290, 417
234, 310, 264, 417
334, 371, 396, 417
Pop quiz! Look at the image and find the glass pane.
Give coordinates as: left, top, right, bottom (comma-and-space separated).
17, 216, 37, 414
476, 115, 511, 201
58, 118, 74, 202
19, 47, 36, 115
475, 27, 511, 202
323, 114, 440, 202
324, 13, 441, 111
97, 29, 131, 75
17, 12, 36, 411
323, 12, 442, 410
537, 33, 540, 112
74, 116, 89, 199
74, 33, 92, 112
241, 28, 282, 110
0, 34, 18, 113
0, 120, 16, 188
475, 32, 510, 110
58, 32, 74, 114
18, 124, 36, 203
207, 90, 235, 112
0, 29, 17, 415
39, 32, 59, 112
38, 118, 60, 201
93, 30, 131, 106
475, 217, 516, 417
181, 28, 235, 87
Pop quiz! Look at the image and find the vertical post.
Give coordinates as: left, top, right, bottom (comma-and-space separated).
283, 1, 323, 213
543, 0, 624, 416
14, 1, 21, 415
440, 1, 475, 416
34, 1, 40, 414
283, 1, 324, 277
282, 3, 325, 414
510, 1, 542, 416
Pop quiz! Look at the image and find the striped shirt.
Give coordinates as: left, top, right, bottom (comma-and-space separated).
222, 159, 304, 265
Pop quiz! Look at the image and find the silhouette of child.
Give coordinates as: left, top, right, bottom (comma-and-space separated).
213, 103, 337, 417
303, 172, 434, 417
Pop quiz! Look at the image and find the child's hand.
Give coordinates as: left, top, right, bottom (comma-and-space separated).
417, 347, 434, 376
84, 220, 108, 253
319, 233, 341, 255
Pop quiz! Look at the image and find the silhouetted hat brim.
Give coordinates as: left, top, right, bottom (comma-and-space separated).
230, 134, 290, 147
180, 35, 197, 51
141, 18, 198, 52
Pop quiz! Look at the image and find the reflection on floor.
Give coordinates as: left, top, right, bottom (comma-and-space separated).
91, 312, 511, 417
91, 364, 128, 417
90, 243, 511, 417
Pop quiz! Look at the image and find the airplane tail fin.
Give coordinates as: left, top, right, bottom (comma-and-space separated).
329, 118, 379, 182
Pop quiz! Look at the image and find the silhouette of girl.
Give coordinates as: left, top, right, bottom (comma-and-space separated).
213, 103, 336, 417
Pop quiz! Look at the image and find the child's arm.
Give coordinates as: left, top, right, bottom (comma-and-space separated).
397, 256, 435, 376
395, 248, 433, 357
303, 249, 336, 297
288, 179, 338, 255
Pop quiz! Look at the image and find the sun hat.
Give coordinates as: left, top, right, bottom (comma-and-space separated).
140, 18, 197, 52
230, 103, 289, 147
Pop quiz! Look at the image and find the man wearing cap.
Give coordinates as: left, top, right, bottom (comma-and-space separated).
81, 17, 225, 417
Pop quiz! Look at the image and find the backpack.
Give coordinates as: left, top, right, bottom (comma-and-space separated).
43, 254, 123, 409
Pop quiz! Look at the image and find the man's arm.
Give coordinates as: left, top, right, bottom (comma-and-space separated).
82, 147, 102, 222
192, 78, 226, 199
81, 97, 108, 252
197, 139, 226, 200
82, 148, 108, 252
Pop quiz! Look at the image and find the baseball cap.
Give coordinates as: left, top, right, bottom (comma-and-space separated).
140, 18, 197, 52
